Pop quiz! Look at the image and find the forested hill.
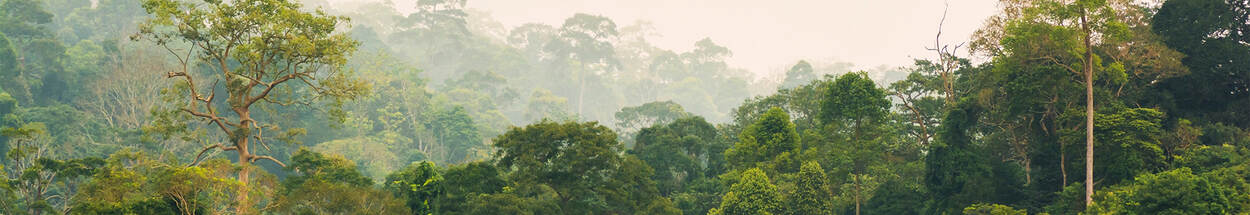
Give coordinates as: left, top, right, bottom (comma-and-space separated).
0, 0, 1247, 214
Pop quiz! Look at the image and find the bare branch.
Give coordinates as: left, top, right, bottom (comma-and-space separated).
250, 156, 287, 167
188, 143, 238, 167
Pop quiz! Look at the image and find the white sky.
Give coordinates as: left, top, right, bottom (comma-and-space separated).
382, 0, 1001, 78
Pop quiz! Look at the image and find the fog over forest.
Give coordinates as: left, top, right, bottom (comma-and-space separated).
0, 0, 1247, 214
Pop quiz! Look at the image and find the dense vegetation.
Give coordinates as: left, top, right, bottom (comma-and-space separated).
0, 0, 1246, 214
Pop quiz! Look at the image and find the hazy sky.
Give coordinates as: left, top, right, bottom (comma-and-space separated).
388, 0, 1001, 78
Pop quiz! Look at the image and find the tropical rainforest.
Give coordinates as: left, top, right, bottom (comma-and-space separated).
0, 0, 1247, 214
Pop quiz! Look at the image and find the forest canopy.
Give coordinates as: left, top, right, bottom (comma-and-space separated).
0, 0, 1247, 214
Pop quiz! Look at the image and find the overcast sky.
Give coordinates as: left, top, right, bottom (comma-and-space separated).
386, 0, 1001, 78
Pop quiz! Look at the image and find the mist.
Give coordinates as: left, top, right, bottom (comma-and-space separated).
0, 0, 1245, 213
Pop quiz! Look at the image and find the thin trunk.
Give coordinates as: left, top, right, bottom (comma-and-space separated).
1025, 157, 1032, 185
1061, 141, 1067, 189
1081, 9, 1095, 207
854, 175, 861, 215
578, 64, 586, 116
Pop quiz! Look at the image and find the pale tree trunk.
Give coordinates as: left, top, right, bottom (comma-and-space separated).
577, 64, 586, 116
1061, 142, 1067, 190
1081, 8, 1095, 207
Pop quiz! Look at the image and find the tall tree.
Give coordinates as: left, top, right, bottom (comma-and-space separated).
492, 120, 629, 214
615, 100, 692, 143
135, 0, 367, 212
545, 13, 619, 116
1028, 0, 1128, 205
819, 71, 891, 215
781, 60, 815, 90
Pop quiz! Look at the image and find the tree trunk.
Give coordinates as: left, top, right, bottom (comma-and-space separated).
1061, 142, 1067, 190
234, 110, 255, 214
854, 175, 861, 215
235, 142, 253, 214
1081, 9, 1095, 207
1025, 156, 1032, 186
577, 64, 586, 116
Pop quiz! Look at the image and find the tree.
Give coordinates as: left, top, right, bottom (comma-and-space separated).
725, 107, 800, 174
0, 0, 59, 103
1153, 0, 1250, 126
634, 116, 717, 194
888, 59, 956, 146
545, 13, 619, 115
616, 100, 693, 143
963, 203, 1027, 215
0, 0, 53, 40
72, 149, 238, 215
781, 60, 815, 90
0, 33, 15, 81
784, 161, 832, 215
861, 179, 925, 215
135, 0, 367, 211
1, 122, 105, 215
1022, 0, 1129, 205
820, 71, 890, 130
925, 100, 999, 214
435, 161, 508, 214
523, 88, 574, 123
276, 149, 408, 214
492, 120, 625, 214
713, 168, 781, 215
408, 0, 468, 34
384, 161, 443, 214
429, 106, 482, 163
820, 72, 891, 215
1087, 168, 1249, 214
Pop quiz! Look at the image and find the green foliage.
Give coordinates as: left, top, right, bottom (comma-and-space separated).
0, 33, 15, 80
1088, 168, 1250, 214
1060, 108, 1168, 185
1153, 0, 1250, 126
285, 149, 373, 187
725, 107, 800, 174
781, 60, 816, 90
820, 71, 890, 125
963, 203, 1027, 215
492, 120, 640, 213
465, 184, 562, 215
72, 150, 238, 214
312, 133, 407, 181
0, 0, 53, 39
136, 0, 369, 201
862, 179, 925, 215
384, 161, 443, 214
523, 88, 574, 123
435, 161, 507, 214
634, 116, 717, 194
276, 149, 407, 214
784, 161, 832, 215
642, 197, 683, 215
428, 106, 482, 163
616, 101, 692, 139
0, 0, 1247, 213
714, 168, 781, 215
925, 100, 999, 214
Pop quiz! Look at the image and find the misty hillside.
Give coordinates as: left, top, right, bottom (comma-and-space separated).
0, 0, 1247, 214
